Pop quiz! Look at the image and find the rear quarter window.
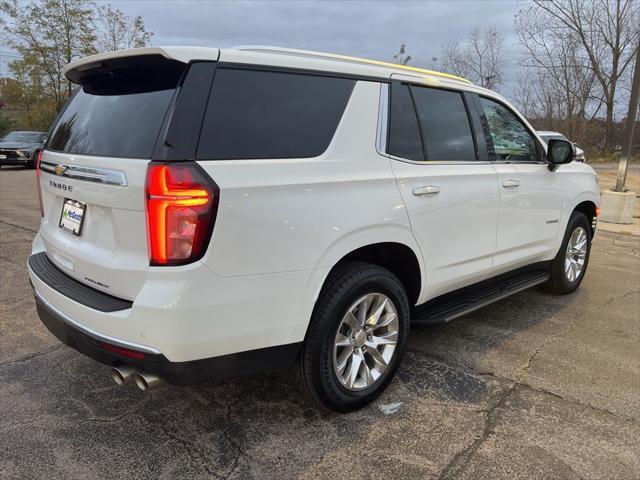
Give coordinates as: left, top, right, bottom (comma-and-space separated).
196, 68, 355, 160
388, 83, 423, 161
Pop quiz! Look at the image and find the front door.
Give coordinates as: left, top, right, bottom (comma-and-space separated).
476, 96, 564, 269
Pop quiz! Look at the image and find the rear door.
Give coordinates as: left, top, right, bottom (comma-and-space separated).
38, 54, 212, 300
388, 80, 499, 299
474, 96, 563, 269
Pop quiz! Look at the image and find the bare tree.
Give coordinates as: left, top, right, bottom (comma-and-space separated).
515, 10, 600, 145
96, 3, 152, 52
440, 26, 506, 89
521, 0, 639, 152
1, 0, 153, 130
1, 0, 96, 105
393, 44, 411, 65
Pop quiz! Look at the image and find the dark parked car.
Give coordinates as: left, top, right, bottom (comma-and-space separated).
0, 131, 48, 169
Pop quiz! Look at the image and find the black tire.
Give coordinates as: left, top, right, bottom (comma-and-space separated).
28, 152, 39, 169
296, 261, 410, 412
545, 211, 592, 294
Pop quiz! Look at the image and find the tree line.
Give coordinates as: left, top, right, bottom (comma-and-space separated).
401, 0, 639, 157
0, 0, 151, 131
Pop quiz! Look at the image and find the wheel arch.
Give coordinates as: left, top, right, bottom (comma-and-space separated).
312, 233, 425, 308
572, 200, 598, 235
554, 189, 599, 253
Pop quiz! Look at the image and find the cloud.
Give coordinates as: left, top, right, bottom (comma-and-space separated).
87, 0, 526, 96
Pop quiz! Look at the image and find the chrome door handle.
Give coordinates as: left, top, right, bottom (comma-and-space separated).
413, 185, 441, 196
502, 180, 520, 188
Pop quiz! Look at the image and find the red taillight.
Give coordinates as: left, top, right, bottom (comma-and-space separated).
98, 342, 146, 360
36, 150, 44, 217
145, 162, 219, 266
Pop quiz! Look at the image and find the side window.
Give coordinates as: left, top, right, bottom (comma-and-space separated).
410, 85, 476, 161
388, 83, 423, 161
479, 97, 538, 162
197, 69, 354, 160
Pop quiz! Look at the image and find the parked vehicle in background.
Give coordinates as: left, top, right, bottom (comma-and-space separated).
0, 131, 48, 169
27, 46, 599, 412
538, 131, 585, 162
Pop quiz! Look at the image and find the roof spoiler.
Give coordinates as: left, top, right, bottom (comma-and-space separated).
64, 47, 220, 84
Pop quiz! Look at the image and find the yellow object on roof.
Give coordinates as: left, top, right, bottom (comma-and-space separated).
319, 52, 473, 85
235, 46, 473, 85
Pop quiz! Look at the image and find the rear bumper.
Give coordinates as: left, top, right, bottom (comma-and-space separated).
32, 283, 301, 385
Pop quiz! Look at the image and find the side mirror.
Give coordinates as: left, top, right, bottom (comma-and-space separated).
547, 139, 574, 170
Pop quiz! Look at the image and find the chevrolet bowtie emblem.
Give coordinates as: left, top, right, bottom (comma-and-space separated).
54, 164, 67, 176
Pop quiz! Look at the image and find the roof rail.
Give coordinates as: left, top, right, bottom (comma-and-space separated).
232, 45, 472, 85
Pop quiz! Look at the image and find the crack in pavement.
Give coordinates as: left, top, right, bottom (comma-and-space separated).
0, 401, 226, 479
409, 344, 640, 425
0, 219, 38, 234
0, 344, 62, 368
478, 370, 640, 424
82, 410, 225, 480
409, 286, 640, 424
149, 418, 223, 480
218, 393, 251, 480
516, 288, 640, 382
437, 382, 517, 480
220, 426, 245, 480
0, 416, 49, 431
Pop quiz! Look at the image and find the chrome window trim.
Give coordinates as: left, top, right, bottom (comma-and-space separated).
40, 160, 128, 186
490, 160, 548, 165
389, 154, 492, 166
376, 83, 389, 156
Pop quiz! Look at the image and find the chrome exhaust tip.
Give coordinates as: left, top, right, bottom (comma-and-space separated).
111, 365, 137, 386
134, 371, 163, 391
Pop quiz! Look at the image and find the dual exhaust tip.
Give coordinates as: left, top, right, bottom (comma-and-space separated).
111, 365, 163, 391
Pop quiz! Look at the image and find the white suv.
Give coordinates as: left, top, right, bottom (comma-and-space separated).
28, 46, 599, 412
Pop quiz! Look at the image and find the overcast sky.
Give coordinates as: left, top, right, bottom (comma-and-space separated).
1, 1, 524, 97
111, 0, 523, 96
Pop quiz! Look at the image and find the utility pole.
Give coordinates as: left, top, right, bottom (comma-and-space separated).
614, 44, 640, 192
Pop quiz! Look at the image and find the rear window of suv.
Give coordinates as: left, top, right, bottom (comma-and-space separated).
196, 68, 355, 160
48, 65, 184, 159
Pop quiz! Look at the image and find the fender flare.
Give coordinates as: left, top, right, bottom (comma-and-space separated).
298, 224, 427, 318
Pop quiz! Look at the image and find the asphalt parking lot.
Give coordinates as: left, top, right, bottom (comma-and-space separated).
1, 165, 639, 479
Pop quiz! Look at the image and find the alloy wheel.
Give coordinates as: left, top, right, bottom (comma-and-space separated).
565, 226, 588, 282
332, 293, 399, 391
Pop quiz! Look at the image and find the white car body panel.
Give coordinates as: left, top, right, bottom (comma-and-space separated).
30, 46, 599, 365
553, 162, 600, 248
491, 162, 564, 269
392, 161, 499, 300
198, 81, 416, 277
30, 238, 325, 361
38, 151, 148, 300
